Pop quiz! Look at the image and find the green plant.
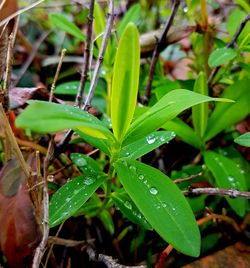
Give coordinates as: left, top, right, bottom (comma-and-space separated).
16, 23, 233, 257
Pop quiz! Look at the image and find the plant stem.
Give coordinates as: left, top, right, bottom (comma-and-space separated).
83, 0, 115, 109
75, 0, 95, 108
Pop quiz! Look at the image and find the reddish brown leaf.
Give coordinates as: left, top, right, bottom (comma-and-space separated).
0, 158, 42, 267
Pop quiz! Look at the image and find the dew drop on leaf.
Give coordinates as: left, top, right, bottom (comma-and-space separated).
75, 158, 87, 167
138, 174, 144, 180
84, 177, 95, 185
146, 135, 156, 144
149, 187, 158, 195
124, 201, 132, 210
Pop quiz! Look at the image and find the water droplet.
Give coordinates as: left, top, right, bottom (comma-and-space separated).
146, 135, 156, 144
160, 136, 166, 142
125, 201, 132, 210
172, 207, 176, 212
171, 132, 176, 138
138, 174, 144, 180
66, 197, 71, 202
62, 211, 69, 217
183, 6, 188, 13
84, 177, 95, 185
162, 202, 167, 208
129, 165, 137, 172
125, 152, 130, 156
240, 170, 245, 174
149, 187, 158, 195
73, 189, 80, 195
75, 158, 87, 167
228, 176, 235, 182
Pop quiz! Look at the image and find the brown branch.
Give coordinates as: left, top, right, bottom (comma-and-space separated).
75, 0, 95, 108
83, 0, 115, 109
174, 172, 203, 184
142, 0, 180, 104
87, 246, 146, 268
208, 13, 250, 86
183, 187, 250, 199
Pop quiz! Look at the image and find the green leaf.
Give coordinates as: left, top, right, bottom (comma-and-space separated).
114, 160, 201, 257
208, 47, 237, 67
71, 153, 102, 174
204, 151, 248, 216
204, 79, 250, 141
49, 175, 106, 227
111, 191, 151, 229
116, 4, 141, 37
16, 101, 115, 141
124, 89, 232, 145
49, 13, 86, 41
119, 131, 176, 160
162, 118, 201, 149
100, 210, 115, 235
192, 72, 208, 140
111, 23, 140, 142
93, 3, 113, 65
75, 130, 111, 156
234, 132, 250, 147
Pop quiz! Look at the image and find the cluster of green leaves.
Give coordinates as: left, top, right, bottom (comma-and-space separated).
16, 21, 233, 257
15, 2, 250, 260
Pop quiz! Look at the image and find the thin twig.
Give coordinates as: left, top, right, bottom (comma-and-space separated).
87, 246, 146, 268
83, 0, 115, 109
0, 0, 46, 28
32, 142, 53, 268
143, 0, 180, 104
48, 237, 93, 247
174, 172, 203, 184
75, 0, 95, 108
183, 187, 250, 199
49, 48, 67, 101
208, 13, 250, 85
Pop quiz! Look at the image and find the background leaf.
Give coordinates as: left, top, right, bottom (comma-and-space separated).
112, 191, 151, 229
116, 4, 141, 37
162, 118, 201, 149
49, 175, 106, 227
49, 13, 86, 41
192, 72, 208, 141
204, 151, 248, 216
111, 23, 140, 142
204, 79, 250, 141
234, 132, 250, 147
208, 47, 237, 67
114, 160, 201, 257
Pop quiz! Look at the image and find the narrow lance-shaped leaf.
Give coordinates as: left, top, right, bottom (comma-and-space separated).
119, 131, 176, 160
114, 160, 201, 257
49, 13, 86, 41
192, 72, 208, 142
16, 101, 115, 142
111, 23, 140, 142
124, 89, 233, 145
49, 175, 106, 227
204, 151, 248, 217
